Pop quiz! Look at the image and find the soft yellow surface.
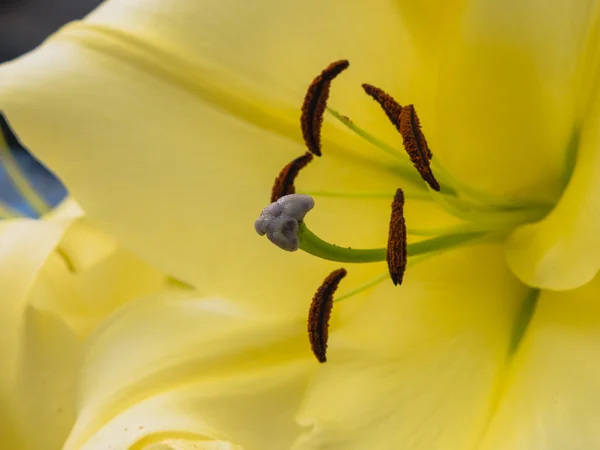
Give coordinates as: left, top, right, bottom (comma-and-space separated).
294, 244, 528, 450
2, 0, 595, 311
64, 295, 312, 450
0, 215, 166, 450
505, 92, 600, 290
0, 218, 75, 449
1, 0, 600, 448
0, 29, 401, 315
479, 275, 600, 450
436, 0, 599, 203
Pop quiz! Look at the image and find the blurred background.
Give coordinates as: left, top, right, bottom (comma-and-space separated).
0, 0, 103, 217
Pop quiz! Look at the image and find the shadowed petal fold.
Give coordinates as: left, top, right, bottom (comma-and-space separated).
505, 88, 600, 290
479, 274, 600, 449
293, 244, 529, 450
64, 294, 314, 450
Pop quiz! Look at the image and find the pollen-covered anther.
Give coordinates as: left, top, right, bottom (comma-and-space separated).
387, 189, 407, 285
254, 194, 315, 252
271, 152, 314, 202
308, 268, 347, 363
361, 83, 403, 133
399, 104, 440, 191
301, 59, 350, 156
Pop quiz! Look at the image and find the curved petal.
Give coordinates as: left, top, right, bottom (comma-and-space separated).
63, 293, 313, 450
0, 18, 412, 314
435, 0, 600, 202
0, 216, 166, 449
145, 441, 242, 450
0, 217, 76, 449
29, 219, 166, 339
478, 274, 600, 449
505, 89, 600, 290
82, 0, 420, 146
144, 438, 244, 450
293, 244, 529, 450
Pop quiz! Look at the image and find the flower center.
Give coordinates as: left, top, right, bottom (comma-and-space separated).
254, 60, 552, 363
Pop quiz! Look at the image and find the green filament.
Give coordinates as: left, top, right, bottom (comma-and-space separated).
327, 106, 551, 212
299, 189, 433, 201
333, 254, 433, 303
298, 222, 486, 263
327, 107, 455, 194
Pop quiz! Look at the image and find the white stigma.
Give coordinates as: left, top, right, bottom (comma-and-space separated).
254, 194, 315, 251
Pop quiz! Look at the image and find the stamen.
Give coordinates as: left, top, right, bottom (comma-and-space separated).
399, 105, 440, 191
387, 189, 407, 285
301, 60, 350, 156
308, 268, 347, 363
255, 196, 489, 262
271, 152, 314, 202
334, 254, 433, 303
254, 194, 315, 251
299, 221, 485, 263
361, 83, 403, 133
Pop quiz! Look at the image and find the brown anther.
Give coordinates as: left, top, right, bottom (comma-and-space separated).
399, 105, 439, 191
308, 268, 347, 363
301, 60, 350, 156
387, 189, 407, 286
271, 152, 314, 202
361, 83, 403, 133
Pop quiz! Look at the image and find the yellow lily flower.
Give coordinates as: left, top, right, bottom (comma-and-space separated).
1, 0, 600, 448
0, 201, 165, 449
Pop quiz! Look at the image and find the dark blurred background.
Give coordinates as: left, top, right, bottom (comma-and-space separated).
0, 0, 103, 63
0, 0, 103, 216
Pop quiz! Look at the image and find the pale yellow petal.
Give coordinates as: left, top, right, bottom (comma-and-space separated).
434, 0, 600, 202
56, 217, 117, 272
294, 244, 529, 450
479, 274, 600, 450
29, 219, 166, 339
0, 216, 164, 449
78, 364, 309, 450
11, 307, 81, 450
0, 29, 409, 314
43, 197, 84, 222
0, 218, 77, 449
505, 87, 600, 290
64, 294, 313, 450
83, 0, 418, 145
30, 248, 166, 341
145, 440, 242, 450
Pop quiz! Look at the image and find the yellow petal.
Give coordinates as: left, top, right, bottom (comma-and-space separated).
55, 217, 117, 272
294, 244, 529, 450
0, 217, 77, 449
83, 0, 418, 145
505, 89, 600, 290
145, 441, 242, 450
0, 12, 416, 314
479, 274, 600, 449
43, 197, 84, 222
29, 220, 166, 339
10, 307, 81, 450
396, 0, 465, 55
434, 0, 600, 203
0, 216, 165, 449
64, 293, 312, 450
